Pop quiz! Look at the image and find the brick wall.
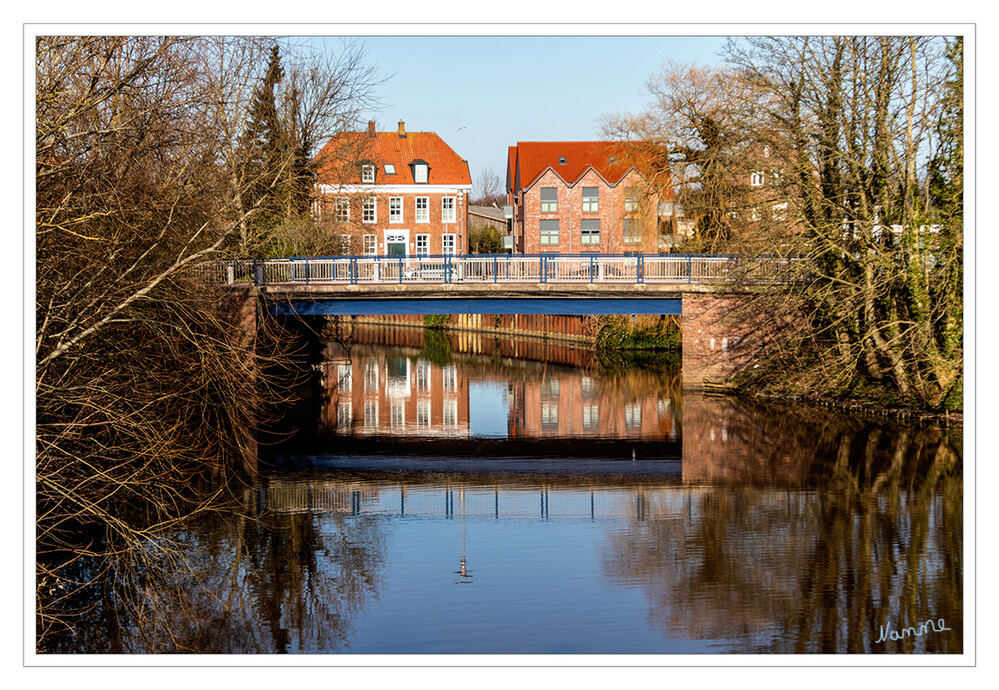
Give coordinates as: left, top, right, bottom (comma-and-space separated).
520, 169, 658, 254
681, 292, 763, 388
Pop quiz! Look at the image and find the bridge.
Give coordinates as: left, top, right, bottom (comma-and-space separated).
212, 253, 800, 395
205, 253, 798, 316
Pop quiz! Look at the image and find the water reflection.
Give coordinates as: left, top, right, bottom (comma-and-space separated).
49, 329, 962, 654
60, 434, 959, 654
315, 340, 681, 443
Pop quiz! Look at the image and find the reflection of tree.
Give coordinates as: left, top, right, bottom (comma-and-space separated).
604, 425, 962, 653
48, 484, 389, 653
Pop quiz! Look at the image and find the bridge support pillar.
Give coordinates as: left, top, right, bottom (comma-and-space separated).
681, 292, 772, 390
221, 287, 261, 475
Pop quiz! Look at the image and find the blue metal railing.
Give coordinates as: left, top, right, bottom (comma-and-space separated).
212, 253, 800, 287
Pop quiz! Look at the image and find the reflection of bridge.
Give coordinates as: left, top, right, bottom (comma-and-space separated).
253, 479, 691, 521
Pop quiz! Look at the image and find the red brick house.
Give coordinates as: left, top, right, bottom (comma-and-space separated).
314, 121, 472, 257
506, 141, 669, 254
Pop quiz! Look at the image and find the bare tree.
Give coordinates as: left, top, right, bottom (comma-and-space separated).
34, 35, 380, 650
471, 166, 505, 206
723, 36, 962, 408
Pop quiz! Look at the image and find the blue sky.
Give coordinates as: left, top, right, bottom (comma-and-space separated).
308, 35, 730, 190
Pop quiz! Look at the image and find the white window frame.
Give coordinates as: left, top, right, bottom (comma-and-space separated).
334, 197, 350, 222
750, 171, 765, 187
441, 196, 456, 223
443, 399, 458, 428
540, 187, 557, 213
624, 196, 639, 213
384, 163, 396, 175
363, 234, 376, 255
339, 234, 351, 254
416, 359, 431, 394
389, 196, 403, 223
337, 401, 353, 432
416, 233, 430, 256
361, 164, 375, 183
443, 365, 457, 394
540, 219, 559, 246
442, 233, 457, 256
623, 218, 641, 244
364, 400, 379, 430
415, 196, 429, 223
580, 219, 600, 245
414, 163, 428, 183
363, 197, 377, 223
417, 399, 431, 429
582, 187, 599, 213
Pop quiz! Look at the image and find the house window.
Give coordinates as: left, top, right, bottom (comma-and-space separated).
363, 234, 376, 255
363, 197, 376, 223
415, 196, 429, 223
625, 402, 642, 429
541, 401, 559, 430
750, 171, 765, 187
443, 365, 457, 394
414, 163, 428, 183
582, 187, 599, 213
384, 163, 396, 175
337, 362, 352, 393
364, 360, 379, 392
389, 196, 403, 223
624, 196, 639, 213
580, 219, 600, 245
442, 196, 456, 223
334, 197, 350, 222
364, 400, 378, 430
442, 233, 457, 255
416, 233, 429, 256
416, 359, 431, 393
417, 399, 431, 429
540, 219, 559, 246
339, 234, 351, 254
583, 404, 599, 430
443, 399, 458, 428
773, 202, 789, 221
337, 401, 353, 432
623, 218, 641, 244
361, 164, 375, 183
390, 400, 405, 429
540, 187, 557, 213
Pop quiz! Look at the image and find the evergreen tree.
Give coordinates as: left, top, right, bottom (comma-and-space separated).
238, 44, 289, 250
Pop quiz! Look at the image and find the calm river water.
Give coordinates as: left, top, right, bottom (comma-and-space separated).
59, 326, 964, 655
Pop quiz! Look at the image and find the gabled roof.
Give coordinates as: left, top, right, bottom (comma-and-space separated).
315, 127, 471, 186
509, 141, 636, 190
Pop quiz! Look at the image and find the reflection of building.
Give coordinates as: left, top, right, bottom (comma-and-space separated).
321, 351, 470, 438
509, 372, 678, 440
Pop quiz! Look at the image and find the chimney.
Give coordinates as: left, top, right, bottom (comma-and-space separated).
367, 120, 376, 138
398, 120, 407, 138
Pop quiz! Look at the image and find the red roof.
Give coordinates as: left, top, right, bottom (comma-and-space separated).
509, 141, 636, 190
315, 126, 471, 186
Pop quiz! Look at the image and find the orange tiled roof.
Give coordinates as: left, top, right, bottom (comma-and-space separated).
315, 128, 471, 186
510, 141, 637, 189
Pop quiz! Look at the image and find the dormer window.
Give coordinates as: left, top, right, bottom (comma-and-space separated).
412, 160, 429, 184
361, 164, 375, 183
384, 163, 396, 175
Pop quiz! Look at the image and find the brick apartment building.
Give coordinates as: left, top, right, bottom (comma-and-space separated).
313, 120, 472, 256
506, 141, 670, 254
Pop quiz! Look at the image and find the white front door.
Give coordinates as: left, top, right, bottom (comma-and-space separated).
384, 230, 409, 256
